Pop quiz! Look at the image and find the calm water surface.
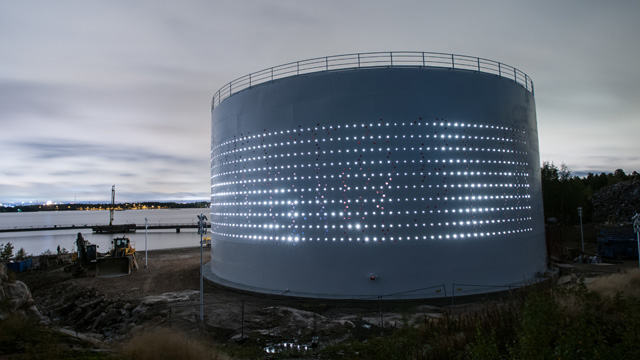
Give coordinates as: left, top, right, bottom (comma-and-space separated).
0, 208, 210, 256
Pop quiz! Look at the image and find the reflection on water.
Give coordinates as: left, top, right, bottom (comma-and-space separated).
0, 208, 209, 256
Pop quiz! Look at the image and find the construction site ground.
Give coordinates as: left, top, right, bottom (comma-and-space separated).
19, 247, 443, 356
15, 242, 640, 358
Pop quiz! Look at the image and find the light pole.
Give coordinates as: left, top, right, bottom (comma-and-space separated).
197, 214, 208, 322
578, 207, 584, 253
633, 213, 640, 269
144, 217, 148, 268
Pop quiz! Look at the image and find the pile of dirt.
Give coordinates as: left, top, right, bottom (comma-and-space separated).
592, 179, 640, 221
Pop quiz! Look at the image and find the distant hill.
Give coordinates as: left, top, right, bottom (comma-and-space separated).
0, 201, 209, 212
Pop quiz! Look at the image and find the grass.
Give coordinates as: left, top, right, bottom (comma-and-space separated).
315, 281, 640, 360
587, 267, 640, 298
120, 327, 230, 360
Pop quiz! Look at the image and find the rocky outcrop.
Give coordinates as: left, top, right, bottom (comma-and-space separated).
0, 262, 42, 321
37, 284, 200, 343
592, 179, 640, 222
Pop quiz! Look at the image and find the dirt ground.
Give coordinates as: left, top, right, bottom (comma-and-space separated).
20, 247, 211, 302
13, 241, 640, 360
19, 244, 639, 323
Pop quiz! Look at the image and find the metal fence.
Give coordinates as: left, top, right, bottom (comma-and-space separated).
211, 51, 534, 110
165, 282, 519, 355
168, 281, 519, 328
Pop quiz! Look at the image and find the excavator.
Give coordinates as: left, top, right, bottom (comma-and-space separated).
64, 233, 138, 277
64, 233, 98, 277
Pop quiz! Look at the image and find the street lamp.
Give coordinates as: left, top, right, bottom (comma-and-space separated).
633, 213, 640, 270
197, 214, 208, 322
144, 217, 148, 268
578, 207, 584, 253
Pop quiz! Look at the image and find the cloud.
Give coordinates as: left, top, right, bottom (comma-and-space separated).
1, 0, 639, 203
0, 79, 79, 120
13, 139, 201, 165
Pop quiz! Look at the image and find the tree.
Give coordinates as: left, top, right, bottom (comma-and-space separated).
540, 162, 590, 224
541, 162, 561, 221
559, 163, 571, 182
15, 248, 26, 260
0, 242, 14, 262
613, 169, 628, 183
541, 161, 559, 183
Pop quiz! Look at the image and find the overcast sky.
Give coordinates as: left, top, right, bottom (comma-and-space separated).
1, 0, 639, 204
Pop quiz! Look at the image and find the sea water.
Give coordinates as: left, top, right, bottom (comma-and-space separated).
0, 208, 210, 256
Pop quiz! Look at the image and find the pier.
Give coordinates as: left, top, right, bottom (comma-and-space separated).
0, 223, 210, 233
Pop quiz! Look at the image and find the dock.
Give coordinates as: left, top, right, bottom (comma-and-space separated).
0, 223, 210, 233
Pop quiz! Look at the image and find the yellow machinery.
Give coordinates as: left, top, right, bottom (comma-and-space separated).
95, 236, 139, 277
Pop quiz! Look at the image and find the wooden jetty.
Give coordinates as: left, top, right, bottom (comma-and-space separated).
0, 223, 209, 233
92, 224, 138, 233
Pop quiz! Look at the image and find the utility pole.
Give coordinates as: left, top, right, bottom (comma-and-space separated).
577, 207, 584, 253
633, 213, 640, 269
144, 217, 148, 268
109, 185, 115, 226
197, 214, 208, 322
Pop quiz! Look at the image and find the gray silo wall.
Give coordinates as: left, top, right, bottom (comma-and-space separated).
209, 67, 546, 299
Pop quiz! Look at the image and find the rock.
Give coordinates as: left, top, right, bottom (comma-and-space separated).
0, 262, 43, 321
0, 262, 7, 282
230, 333, 249, 341
248, 306, 357, 338
139, 290, 199, 305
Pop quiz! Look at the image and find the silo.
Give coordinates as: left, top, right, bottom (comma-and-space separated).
206, 52, 546, 299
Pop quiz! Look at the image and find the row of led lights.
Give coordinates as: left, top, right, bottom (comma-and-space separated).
212, 133, 526, 160
212, 174, 531, 190
211, 206, 533, 220
212, 121, 528, 152
212, 146, 529, 170
212, 158, 530, 179
212, 171, 530, 189
212, 206, 533, 218
212, 183, 532, 197
212, 198, 532, 211
212, 182, 531, 197
212, 193, 532, 207
211, 216, 533, 230
210, 227, 534, 243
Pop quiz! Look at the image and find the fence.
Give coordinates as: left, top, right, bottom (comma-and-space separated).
211, 51, 534, 110
166, 281, 519, 341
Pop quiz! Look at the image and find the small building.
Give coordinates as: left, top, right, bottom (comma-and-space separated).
597, 225, 638, 259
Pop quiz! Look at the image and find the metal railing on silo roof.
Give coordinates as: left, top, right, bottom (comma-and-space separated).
211, 51, 534, 110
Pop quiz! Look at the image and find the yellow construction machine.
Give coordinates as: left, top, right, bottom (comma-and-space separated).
96, 236, 139, 277
65, 233, 138, 277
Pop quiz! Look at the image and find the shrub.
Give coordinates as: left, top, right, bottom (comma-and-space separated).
121, 327, 230, 360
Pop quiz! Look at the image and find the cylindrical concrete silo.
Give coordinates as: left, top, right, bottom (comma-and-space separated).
206, 52, 546, 299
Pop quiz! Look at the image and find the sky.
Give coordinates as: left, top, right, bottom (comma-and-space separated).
1, 0, 639, 204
